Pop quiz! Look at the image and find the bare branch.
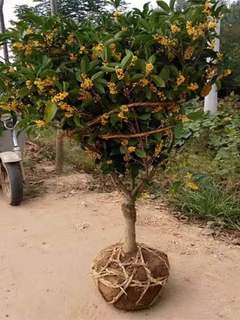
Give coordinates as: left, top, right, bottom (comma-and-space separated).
100, 127, 171, 140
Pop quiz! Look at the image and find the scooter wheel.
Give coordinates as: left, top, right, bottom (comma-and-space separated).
0, 163, 23, 206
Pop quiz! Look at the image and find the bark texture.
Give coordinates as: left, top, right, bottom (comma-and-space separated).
0, 0, 9, 62
122, 200, 137, 253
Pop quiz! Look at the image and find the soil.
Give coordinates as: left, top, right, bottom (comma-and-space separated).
0, 173, 240, 320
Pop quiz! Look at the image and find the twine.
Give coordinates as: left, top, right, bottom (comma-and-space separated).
92, 243, 169, 306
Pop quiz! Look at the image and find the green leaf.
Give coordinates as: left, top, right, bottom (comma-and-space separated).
159, 66, 170, 81
95, 83, 105, 94
148, 54, 156, 64
157, 1, 170, 12
138, 113, 151, 120
44, 102, 57, 122
80, 55, 89, 74
120, 50, 133, 69
151, 75, 165, 87
169, 0, 176, 10
135, 149, 147, 158
91, 71, 105, 81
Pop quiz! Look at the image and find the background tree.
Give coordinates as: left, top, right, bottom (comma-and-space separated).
221, 0, 240, 94
15, 0, 128, 22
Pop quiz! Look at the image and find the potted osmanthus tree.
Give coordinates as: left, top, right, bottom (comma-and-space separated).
0, 0, 226, 310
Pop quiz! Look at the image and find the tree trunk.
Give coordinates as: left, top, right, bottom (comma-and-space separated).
122, 199, 137, 254
0, 0, 9, 62
55, 128, 64, 175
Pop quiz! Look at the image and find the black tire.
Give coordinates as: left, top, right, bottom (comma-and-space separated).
0, 162, 23, 206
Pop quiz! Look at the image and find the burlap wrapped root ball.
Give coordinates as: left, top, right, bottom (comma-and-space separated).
92, 243, 170, 311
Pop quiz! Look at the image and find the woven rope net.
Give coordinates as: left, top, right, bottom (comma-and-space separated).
92, 243, 170, 310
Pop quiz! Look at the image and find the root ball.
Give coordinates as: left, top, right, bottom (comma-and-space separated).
92, 243, 170, 311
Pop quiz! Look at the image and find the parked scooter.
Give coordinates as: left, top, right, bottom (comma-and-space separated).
0, 113, 23, 205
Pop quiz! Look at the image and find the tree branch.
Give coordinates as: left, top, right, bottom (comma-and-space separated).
100, 127, 171, 140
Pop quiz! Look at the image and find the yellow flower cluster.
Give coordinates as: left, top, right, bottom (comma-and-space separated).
100, 113, 109, 125
207, 18, 217, 30
80, 46, 88, 54
79, 90, 92, 101
34, 78, 55, 93
58, 102, 75, 118
26, 80, 33, 90
171, 24, 181, 33
110, 44, 122, 61
52, 91, 69, 103
176, 73, 186, 86
116, 68, 125, 80
206, 66, 217, 80
154, 143, 163, 156
154, 34, 176, 47
81, 78, 93, 90
12, 41, 42, 55
188, 83, 199, 91
186, 21, 206, 40
118, 105, 129, 119
223, 69, 232, 77
203, 0, 212, 15
0, 102, 18, 111
145, 63, 154, 75
157, 91, 166, 101
107, 82, 118, 95
34, 120, 46, 128
65, 33, 76, 45
128, 146, 136, 153
113, 10, 123, 18
139, 79, 149, 87
184, 47, 194, 60
93, 43, 104, 58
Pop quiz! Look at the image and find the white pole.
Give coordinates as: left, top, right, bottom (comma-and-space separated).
204, 22, 221, 114
0, 0, 9, 62
50, 0, 58, 15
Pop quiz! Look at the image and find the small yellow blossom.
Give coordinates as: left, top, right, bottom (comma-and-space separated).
107, 82, 118, 95
26, 27, 34, 35
80, 46, 88, 54
12, 42, 25, 51
217, 52, 224, 61
128, 146, 136, 153
120, 105, 129, 113
116, 68, 125, 80
154, 143, 163, 156
176, 73, 185, 86
139, 79, 149, 87
157, 91, 166, 101
184, 47, 194, 60
171, 24, 181, 33
206, 66, 217, 80
188, 83, 199, 91
81, 78, 93, 90
186, 181, 199, 191
100, 113, 109, 125
208, 18, 217, 30
223, 69, 232, 77
121, 139, 129, 146
203, 0, 212, 15
34, 120, 46, 128
93, 43, 104, 57
145, 63, 154, 75
154, 34, 177, 47
52, 91, 69, 103
186, 21, 206, 40
113, 10, 122, 18
34, 78, 55, 93
79, 90, 92, 101
26, 80, 33, 90
65, 33, 76, 45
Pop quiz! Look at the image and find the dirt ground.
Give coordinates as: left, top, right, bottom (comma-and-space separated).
0, 173, 240, 320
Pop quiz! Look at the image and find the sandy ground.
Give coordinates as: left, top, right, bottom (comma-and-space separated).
0, 174, 240, 320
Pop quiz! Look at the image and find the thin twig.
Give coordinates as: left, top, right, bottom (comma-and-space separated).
100, 127, 171, 140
